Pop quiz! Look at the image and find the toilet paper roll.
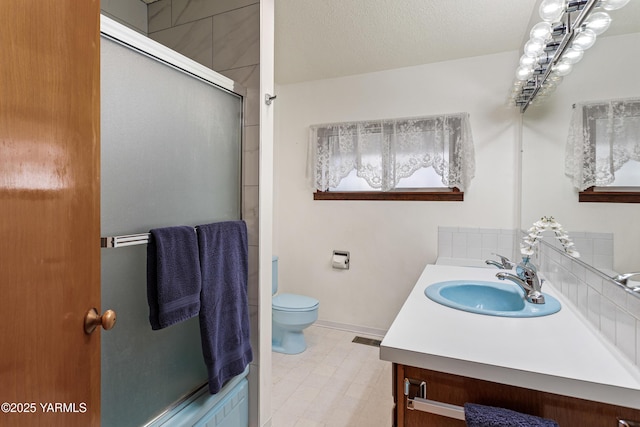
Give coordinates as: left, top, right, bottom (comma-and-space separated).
332, 253, 349, 269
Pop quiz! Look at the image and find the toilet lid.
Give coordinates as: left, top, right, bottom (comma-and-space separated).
273, 293, 319, 311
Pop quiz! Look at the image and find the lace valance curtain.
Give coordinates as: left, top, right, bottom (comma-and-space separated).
307, 113, 475, 192
565, 98, 640, 190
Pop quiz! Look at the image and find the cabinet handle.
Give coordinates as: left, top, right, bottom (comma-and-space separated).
619, 420, 640, 427
403, 377, 466, 421
403, 378, 426, 400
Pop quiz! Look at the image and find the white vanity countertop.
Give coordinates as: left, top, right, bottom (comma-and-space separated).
379, 263, 640, 410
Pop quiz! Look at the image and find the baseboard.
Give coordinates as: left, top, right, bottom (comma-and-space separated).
314, 319, 387, 339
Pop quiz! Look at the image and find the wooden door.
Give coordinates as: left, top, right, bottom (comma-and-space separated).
0, 1, 101, 426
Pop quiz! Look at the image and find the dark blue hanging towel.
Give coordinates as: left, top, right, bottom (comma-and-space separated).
147, 226, 202, 330
196, 220, 253, 394
147, 226, 201, 330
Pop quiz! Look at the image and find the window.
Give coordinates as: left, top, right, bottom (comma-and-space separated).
308, 113, 475, 201
565, 98, 640, 203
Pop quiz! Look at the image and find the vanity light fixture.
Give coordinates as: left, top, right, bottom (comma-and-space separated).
508, 0, 630, 112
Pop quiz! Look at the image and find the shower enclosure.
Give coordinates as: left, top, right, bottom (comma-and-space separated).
100, 16, 244, 426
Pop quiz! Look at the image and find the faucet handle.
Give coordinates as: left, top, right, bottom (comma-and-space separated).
520, 264, 536, 277
492, 253, 515, 269
519, 264, 542, 290
612, 272, 640, 287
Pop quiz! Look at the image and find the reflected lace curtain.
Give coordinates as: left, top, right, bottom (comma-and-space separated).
307, 113, 475, 192
565, 98, 640, 190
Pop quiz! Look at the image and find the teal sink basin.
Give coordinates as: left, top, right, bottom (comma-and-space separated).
425, 280, 561, 317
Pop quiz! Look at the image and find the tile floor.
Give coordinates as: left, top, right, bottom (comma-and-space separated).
271, 325, 394, 427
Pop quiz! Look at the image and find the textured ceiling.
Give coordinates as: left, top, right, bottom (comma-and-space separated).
274, 0, 640, 84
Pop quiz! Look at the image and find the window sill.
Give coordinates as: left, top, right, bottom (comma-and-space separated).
313, 188, 463, 201
579, 187, 640, 203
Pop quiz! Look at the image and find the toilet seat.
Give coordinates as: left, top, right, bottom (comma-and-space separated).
273, 293, 319, 312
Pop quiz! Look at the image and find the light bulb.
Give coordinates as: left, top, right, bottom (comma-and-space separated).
520, 54, 537, 68
572, 29, 597, 51
539, 0, 565, 22
561, 48, 584, 64
537, 52, 554, 65
530, 22, 552, 40
509, 89, 521, 100
584, 12, 611, 35
553, 61, 573, 76
546, 74, 563, 85
541, 82, 557, 94
516, 66, 534, 81
524, 38, 546, 57
538, 87, 555, 98
600, 0, 630, 11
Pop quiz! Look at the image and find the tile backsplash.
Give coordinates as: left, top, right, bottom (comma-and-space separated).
437, 227, 518, 262
535, 239, 640, 368
538, 229, 615, 273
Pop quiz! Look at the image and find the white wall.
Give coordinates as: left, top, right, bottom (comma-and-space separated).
274, 51, 521, 331
522, 33, 640, 273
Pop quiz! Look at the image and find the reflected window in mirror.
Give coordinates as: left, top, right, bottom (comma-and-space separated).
565, 98, 640, 203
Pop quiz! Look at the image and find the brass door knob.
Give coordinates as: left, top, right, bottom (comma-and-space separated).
84, 308, 117, 334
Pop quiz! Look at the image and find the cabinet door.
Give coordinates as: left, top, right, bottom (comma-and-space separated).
395, 365, 466, 427
396, 364, 640, 427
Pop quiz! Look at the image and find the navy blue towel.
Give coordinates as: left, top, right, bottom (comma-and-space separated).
147, 226, 202, 330
196, 220, 253, 394
464, 403, 559, 427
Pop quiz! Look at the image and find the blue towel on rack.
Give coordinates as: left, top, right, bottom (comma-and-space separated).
147, 226, 202, 330
196, 220, 253, 394
464, 403, 559, 427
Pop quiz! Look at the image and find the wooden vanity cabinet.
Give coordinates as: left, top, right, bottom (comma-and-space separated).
393, 364, 640, 427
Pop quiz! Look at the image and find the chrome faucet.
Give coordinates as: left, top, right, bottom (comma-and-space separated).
485, 253, 515, 270
496, 265, 546, 304
612, 272, 640, 291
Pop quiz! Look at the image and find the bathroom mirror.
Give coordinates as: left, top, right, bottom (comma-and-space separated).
520, 1, 640, 275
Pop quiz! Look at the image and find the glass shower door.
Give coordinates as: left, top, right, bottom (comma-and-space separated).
100, 29, 242, 427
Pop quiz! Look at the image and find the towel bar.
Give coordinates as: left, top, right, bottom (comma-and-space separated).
407, 396, 466, 421
101, 233, 150, 248
101, 225, 210, 248
404, 377, 465, 420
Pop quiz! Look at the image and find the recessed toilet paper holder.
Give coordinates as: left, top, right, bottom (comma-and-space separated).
332, 250, 350, 270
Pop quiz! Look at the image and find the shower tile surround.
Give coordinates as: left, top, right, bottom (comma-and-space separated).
438, 226, 639, 369
148, 0, 262, 423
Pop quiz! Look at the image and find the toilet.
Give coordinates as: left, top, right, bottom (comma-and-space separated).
272, 256, 319, 354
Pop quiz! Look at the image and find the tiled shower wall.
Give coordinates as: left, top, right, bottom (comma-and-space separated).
147, 0, 262, 421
